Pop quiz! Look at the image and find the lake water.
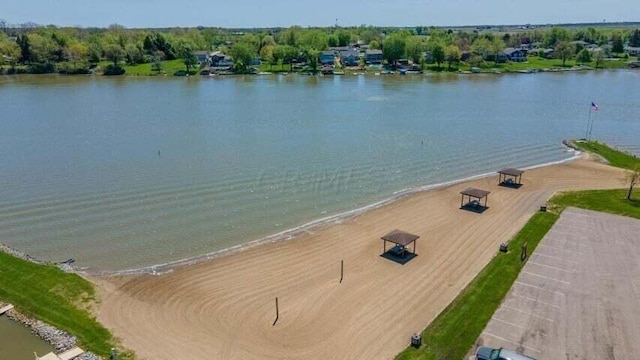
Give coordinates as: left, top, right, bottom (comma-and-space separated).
0, 315, 53, 359
0, 71, 638, 272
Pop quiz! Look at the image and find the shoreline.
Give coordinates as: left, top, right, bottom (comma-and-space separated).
96, 155, 628, 360
1, 65, 636, 79
88, 145, 580, 277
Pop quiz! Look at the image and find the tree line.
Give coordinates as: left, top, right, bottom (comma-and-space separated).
1, 20, 639, 75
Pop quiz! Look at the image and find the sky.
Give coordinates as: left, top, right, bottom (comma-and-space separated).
3, 0, 639, 28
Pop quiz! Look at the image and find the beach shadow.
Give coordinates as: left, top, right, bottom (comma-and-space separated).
460, 203, 490, 214
498, 182, 523, 189
380, 250, 418, 265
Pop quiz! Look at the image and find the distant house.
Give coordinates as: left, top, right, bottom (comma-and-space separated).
483, 51, 508, 63
542, 49, 555, 59
339, 50, 359, 67
328, 46, 350, 53
194, 51, 210, 65
365, 49, 383, 64
320, 51, 335, 65
503, 48, 527, 62
625, 46, 640, 56
211, 53, 234, 70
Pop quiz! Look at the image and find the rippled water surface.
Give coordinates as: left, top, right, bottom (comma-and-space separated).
0, 71, 638, 271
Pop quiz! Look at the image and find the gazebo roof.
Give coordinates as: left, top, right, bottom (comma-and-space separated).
381, 229, 420, 246
460, 188, 491, 199
498, 168, 524, 176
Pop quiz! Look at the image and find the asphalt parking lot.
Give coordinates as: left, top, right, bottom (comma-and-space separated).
472, 207, 640, 359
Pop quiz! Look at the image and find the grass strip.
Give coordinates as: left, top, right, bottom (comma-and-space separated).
0, 252, 119, 358
571, 140, 640, 170
396, 211, 558, 360
397, 187, 639, 358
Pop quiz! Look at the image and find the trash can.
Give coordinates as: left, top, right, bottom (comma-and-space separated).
411, 333, 422, 348
500, 243, 508, 253
540, 204, 547, 212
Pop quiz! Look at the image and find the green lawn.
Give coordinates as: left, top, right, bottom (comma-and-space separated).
98, 59, 190, 76
571, 140, 640, 170
0, 253, 131, 358
396, 140, 639, 360
395, 211, 558, 360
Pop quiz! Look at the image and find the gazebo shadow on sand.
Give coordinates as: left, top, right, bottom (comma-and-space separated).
460, 203, 490, 214
380, 247, 418, 265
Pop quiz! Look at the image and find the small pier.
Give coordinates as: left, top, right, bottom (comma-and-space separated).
36, 347, 85, 360
0, 304, 14, 315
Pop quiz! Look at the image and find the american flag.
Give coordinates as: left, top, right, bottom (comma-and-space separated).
591, 101, 599, 111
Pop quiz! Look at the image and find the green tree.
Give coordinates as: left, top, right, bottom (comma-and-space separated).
544, 27, 571, 48
65, 42, 88, 70
336, 30, 351, 47
304, 48, 320, 73
280, 26, 300, 46
0, 39, 21, 70
151, 53, 163, 74
576, 48, 591, 65
369, 40, 380, 50
471, 38, 491, 60
17, 34, 32, 63
594, 50, 605, 69
299, 30, 328, 51
179, 42, 198, 73
327, 35, 338, 48
260, 45, 274, 66
229, 41, 255, 73
611, 32, 624, 55
630, 29, 640, 47
28, 33, 56, 64
429, 41, 445, 69
469, 54, 484, 70
124, 43, 143, 65
554, 41, 575, 67
489, 38, 505, 64
405, 37, 424, 64
445, 44, 461, 70
103, 43, 124, 66
382, 34, 406, 66
260, 35, 276, 50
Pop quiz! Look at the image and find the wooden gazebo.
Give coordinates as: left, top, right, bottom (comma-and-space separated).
460, 188, 490, 209
381, 229, 419, 258
498, 168, 524, 187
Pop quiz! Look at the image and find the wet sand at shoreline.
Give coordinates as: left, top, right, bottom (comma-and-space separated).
95, 157, 627, 360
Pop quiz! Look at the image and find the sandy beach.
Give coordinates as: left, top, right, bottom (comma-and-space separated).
95, 157, 627, 360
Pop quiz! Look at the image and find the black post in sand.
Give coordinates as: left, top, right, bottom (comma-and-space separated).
273, 297, 279, 326
340, 260, 344, 283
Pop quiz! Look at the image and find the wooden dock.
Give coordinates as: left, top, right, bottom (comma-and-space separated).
36, 347, 84, 360
0, 304, 14, 315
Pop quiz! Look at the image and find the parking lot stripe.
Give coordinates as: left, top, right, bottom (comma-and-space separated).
533, 252, 578, 263
511, 294, 560, 309
527, 261, 574, 273
515, 281, 566, 296
492, 317, 527, 330
522, 271, 570, 285
500, 305, 555, 322
481, 331, 541, 353
537, 244, 582, 255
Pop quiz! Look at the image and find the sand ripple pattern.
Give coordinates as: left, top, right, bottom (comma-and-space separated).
98, 159, 626, 360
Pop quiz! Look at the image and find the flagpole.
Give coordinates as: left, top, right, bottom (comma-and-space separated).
586, 108, 592, 141
588, 108, 596, 141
